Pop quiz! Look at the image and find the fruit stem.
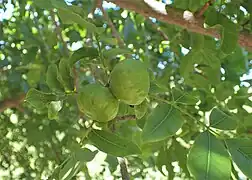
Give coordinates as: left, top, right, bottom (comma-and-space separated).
94, 35, 105, 69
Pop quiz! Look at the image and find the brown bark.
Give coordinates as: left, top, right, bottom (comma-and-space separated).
107, 0, 252, 51
0, 94, 25, 113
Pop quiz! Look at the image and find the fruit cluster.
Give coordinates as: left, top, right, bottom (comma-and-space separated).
77, 59, 150, 122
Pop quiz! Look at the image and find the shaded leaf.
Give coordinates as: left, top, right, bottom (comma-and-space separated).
134, 99, 148, 119
105, 155, 119, 173
205, 7, 238, 54
215, 81, 234, 101
58, 59, 74, 92
226, 139, 252, 178
156, 146, 175, 178
173, 141, 190, 177
25, 88, 57, 110
209, 108, 237, 130
190, 33, 204, 50
57, 8, 103, 34
103, 48, 132, 59
73, 148, 98, 162
70, 47, 99, 65
46, 64, 65, 93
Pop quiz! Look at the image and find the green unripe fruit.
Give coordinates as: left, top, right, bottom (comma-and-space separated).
109, 59, 150, 105
77, 84, 119, 122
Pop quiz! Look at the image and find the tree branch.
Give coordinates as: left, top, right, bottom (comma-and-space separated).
100, 3, 125, 47
118, 157, 130, 180
107, 0, 252, 51
148, 20, 169, 40
0, 94, 25, 113
117, 115, 136, 121
195, 0, 215, 18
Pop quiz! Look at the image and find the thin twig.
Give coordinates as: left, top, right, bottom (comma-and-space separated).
50, 11, 69, 57
195, 0, 215, 18
148, 20, 169, 40
100, 4, 125, 47
89, 0, 103, 19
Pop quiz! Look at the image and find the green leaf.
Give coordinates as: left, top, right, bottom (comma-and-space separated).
180, 49, 221, 87
215, 81, 234, 101
99, 36, 118, 46
190, 33, 204, 50
58, 59, 74, 92
117, 102, 133, 116
46, 64, 64, 93
171, 87, 199, 105
187, 131, 231, 180
142, 103, 184, 143
25, 88, 57, 110
134, 99, 148, 119
27, 69, 42, 87
105, 155, 119, 173
205, 7, 238, 54
34, 0, 53, 9
73, 148, 98, 162
173, 141, 190, 176
88, 129, 141, 157
70, 47, 99, 65
50, 0, 68, 9
243, 115, 252, 128
226, 139, 252, 178
48, 101, 63, 120
209, 108, 237, 130
59, 158, 81, 180
219, 17, 239, 54
57, 8, 102, 34
103, 48, 132, 59
156, 146, 175, 178
189, 0, 208, 12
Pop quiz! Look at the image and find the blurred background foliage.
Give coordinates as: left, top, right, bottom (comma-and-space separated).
0, 0, 252, 179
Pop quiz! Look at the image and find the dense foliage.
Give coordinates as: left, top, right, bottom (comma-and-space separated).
0, 0, 252, 179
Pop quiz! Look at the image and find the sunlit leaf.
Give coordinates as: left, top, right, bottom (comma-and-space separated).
70, 47, 99, 65
226, 139, 252, 178
25, 88, 57, 110
103, 48, 132, 59
142, 103, 184, 143
88, 129, 141, 157
59, 158, 82, 180
48, 101, 63, 120
187, 131, 231, 179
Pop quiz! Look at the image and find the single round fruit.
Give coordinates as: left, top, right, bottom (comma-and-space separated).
109, 59, 150, 105
77, 84, 119, 122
